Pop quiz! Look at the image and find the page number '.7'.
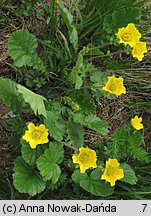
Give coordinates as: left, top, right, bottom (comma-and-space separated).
140, 204, 147, 213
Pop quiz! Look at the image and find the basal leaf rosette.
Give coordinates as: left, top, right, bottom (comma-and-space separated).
116, 23, 141, 47
131, 115, 144, 130
22, 122, 49, 149
102, 76, 126, 97
132, 41, 147, 61
101, 158, 124, 187
72, 147, 97, 173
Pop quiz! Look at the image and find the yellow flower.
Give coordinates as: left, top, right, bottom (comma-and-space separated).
22, 123, 49, 149
132, 41, 147, 61
131, 115, 144, 130
101, 158, 124, 187
72, 147, 97, 173
116, 23, 141, 47
102, 76, 126, 97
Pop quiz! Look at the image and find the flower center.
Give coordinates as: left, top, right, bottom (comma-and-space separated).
79, 153, 89, 163
122, 33, 131, 41
106, 167, 114, 175
108, 81, 118, 92
32, 130, 43, 139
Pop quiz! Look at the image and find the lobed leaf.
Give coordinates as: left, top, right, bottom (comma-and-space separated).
36, 142, 64, 183
13, 156, 46, 196
21, 139, 47, 166
90, 71, 107, 85
8, 29, 38, 67
128, 132, 150, 163
72, 169, 113, 197
121, 163, 138, 185
103, 7, 141, 33
8, 29, 46, 73
106, 127, 130, 159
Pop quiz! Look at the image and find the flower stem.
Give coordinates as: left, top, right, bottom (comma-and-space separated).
64, 144, 78, 151
58, 141, 78, 151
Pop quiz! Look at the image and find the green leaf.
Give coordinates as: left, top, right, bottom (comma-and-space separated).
8, 29, 37, 67
66, 119, 84, 148
89, 47, 104, 56
48, 142, 64, 164
58, 1, 78, 48
128, 132, 150, 163
36, 142, 64, 183
106, 127, 130, 159
72, 169, 113, 197
8, 29, 46, 73
0, 78, 24, 114
103, 14, 114, 33
13, 156, 46, 196
70, 48, 91, 89
17, 84, 47, 117
75, 76, 83, 90
72, 170, 88, 184
70, 52, 84, 89
69, 28, 78, 48
73, 90, 96, 115
121, 163, 137, 185
90, 71, 107, 85
106, 127, 150, 162
44, 111, 66, 141
21, 139, 47, 166
103, 7, 141, 33
15, 0, 36, 17
73, 113, 108, 136
113, 7, 141, 28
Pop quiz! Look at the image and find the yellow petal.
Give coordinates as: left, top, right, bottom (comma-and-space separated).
29, 140, 38, 149
72, 154, 79, 164
22, 131, 32, 142
132, 42, 147, 61
22, 122, 49, 149
79, 165, 87, 173
131, 115, 144, 130
102, 76, 126, 97
38, 124, 48, 132
27, 122, 35, 131
116, 23, 141, 47
101, 158, 124, 187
